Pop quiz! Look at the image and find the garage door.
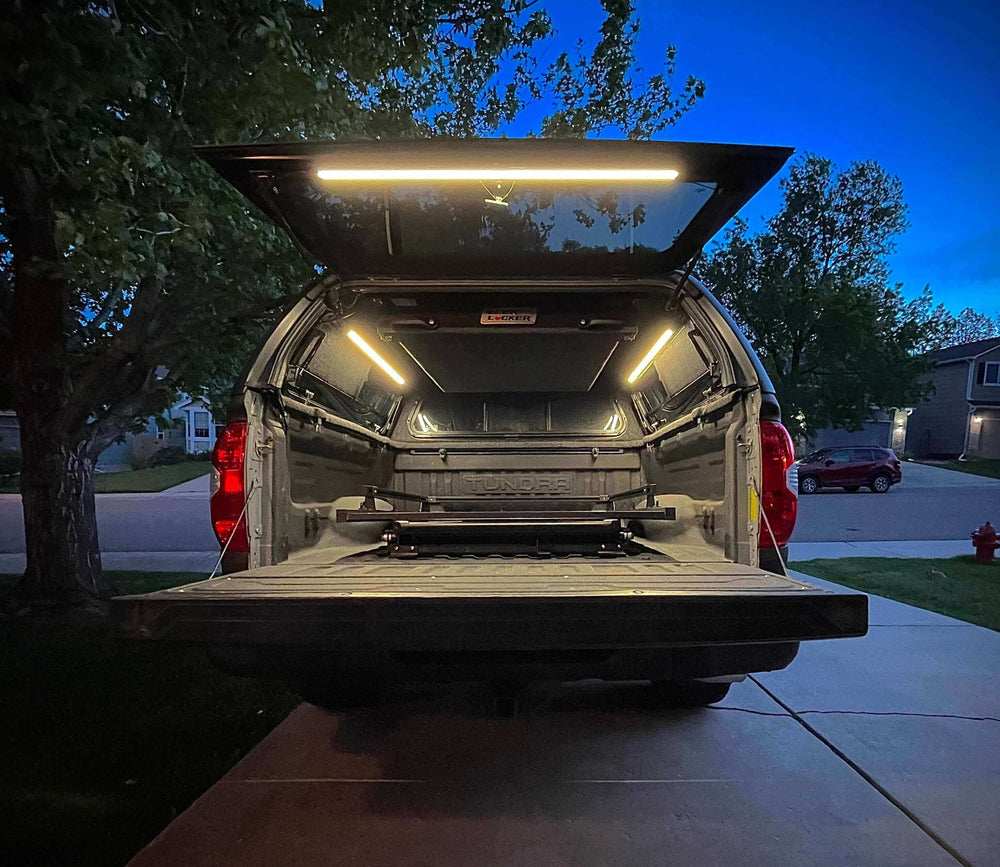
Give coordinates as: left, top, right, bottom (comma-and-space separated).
979, 418, 1000, 458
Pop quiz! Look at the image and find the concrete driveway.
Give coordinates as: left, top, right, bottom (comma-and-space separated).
793, 462, 999, 543
129, 572, 998, 867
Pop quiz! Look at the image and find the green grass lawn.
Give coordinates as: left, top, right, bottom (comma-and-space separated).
0, 462, 210, 495
94, 462, 210, 493
0, 572, 299, 866
792, 556, 1000, 631
915, 458, 1000, 480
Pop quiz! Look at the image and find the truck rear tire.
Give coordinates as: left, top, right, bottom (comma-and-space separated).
649, 679, 732, 707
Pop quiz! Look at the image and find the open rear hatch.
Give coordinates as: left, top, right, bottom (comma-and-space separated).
195, 138, 793, 279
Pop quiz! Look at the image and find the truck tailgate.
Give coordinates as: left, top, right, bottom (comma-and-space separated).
113, 560, 867, 648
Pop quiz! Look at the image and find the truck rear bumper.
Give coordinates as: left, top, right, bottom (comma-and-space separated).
112, 560, 866, 680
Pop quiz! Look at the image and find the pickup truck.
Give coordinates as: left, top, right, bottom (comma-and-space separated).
113, 139, 867, 706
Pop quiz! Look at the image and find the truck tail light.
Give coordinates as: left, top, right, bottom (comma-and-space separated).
210, 421, 249, 552
759, 420, 797, 549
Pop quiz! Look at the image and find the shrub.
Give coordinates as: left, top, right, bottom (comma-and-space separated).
148, 446, 187, 467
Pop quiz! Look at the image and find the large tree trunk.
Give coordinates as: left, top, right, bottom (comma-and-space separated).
5, 165, 109, 603
15, 412, 106, 600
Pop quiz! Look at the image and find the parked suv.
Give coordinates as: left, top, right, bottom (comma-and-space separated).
797, 447, 902, 494
113, 140, 867, 707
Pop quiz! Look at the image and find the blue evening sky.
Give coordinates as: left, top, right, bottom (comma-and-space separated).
512, 0, 1000, 317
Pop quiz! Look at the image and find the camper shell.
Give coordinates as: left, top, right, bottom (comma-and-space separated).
114, 140, 866, 702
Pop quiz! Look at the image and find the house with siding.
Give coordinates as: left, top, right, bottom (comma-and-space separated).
0, 395, 221, 470
906, 336, 1000, 459
804, 407, 911, 455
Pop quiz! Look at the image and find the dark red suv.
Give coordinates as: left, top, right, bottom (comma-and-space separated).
796, 447, 902, 494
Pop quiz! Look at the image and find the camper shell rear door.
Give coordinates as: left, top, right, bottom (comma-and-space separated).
194, 139, 793, 280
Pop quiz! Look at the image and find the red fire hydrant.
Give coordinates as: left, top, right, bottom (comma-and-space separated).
971, 521, 999, 563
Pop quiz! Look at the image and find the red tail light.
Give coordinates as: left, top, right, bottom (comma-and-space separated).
759, 420, 797, 549
210, 421, 249, 552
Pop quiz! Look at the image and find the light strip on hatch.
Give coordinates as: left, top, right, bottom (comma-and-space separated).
626, 329, 674, 385
317, 168, 679, 182
347, 330, 405, 386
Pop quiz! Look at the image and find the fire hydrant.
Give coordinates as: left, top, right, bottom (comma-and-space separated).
971, 521, 999, 563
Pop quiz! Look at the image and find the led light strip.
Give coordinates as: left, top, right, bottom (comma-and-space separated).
627, 329, 674, 385
347, 330, 405, 386
317, 168, 679, 182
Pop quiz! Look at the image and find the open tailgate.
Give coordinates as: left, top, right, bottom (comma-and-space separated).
113, 560, 866, 649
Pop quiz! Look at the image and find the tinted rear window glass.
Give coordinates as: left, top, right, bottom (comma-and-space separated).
276, 178, 717, 267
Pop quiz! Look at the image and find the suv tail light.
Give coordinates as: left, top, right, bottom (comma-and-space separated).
210, 421, 249, 552
759, 420, 797, 549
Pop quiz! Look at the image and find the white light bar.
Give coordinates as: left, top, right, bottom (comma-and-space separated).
347, 329, 405, 386
317, 168, 679, 182
626, 328, 674, 385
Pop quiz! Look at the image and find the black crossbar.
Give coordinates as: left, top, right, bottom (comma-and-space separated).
337, 508, 676, 524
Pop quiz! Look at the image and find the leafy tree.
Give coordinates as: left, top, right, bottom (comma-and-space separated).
0, 0, 703, 603
700, 155, 942, 439
948, 306, 1000, 346
899, 285, 958, 353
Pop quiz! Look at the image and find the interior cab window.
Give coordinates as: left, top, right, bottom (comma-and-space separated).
409, 393, 625, 437
287, 324, 401, 432
827, 450, 852, 464
632, 325, 714, 430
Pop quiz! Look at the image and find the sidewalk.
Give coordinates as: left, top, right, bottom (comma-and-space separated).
789, 539, 972, 561
0, 551, 218, 574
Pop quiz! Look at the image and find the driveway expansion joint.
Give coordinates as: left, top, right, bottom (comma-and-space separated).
749, 675, 975, 867
797, 710, 1000, 724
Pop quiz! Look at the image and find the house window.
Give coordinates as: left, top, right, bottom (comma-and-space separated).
984, 362, 1000, 386
193, 411, 211, 439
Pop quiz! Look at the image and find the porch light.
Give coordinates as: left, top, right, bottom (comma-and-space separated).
347, 329, 405, 386
627, 328, 675, 384
317, 168, 679, 182
973, 416, 983, 423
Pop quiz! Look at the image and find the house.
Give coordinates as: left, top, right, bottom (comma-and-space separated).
906, 336, 1000, 459
803, 407, 911, 455
102, 395, 220, 468
0, 395, 221, 470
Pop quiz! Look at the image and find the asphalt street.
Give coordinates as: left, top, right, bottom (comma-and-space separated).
0, 474, 217, 557
791, 461, 999, 542
1, 464, 997, 565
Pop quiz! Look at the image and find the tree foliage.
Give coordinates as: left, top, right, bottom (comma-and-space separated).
0, 0, 703, 600
948, 306, 1000, 346
701, 155, 942, 439
898, 288, 1000, 352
